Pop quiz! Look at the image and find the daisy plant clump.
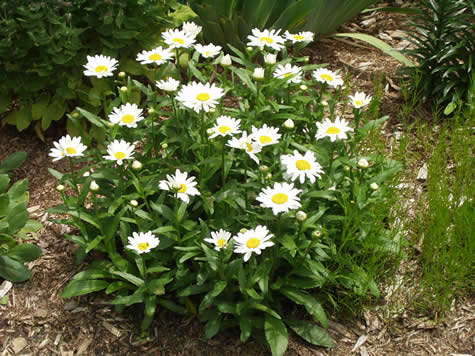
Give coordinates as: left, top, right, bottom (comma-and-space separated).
49, 25, 403, 354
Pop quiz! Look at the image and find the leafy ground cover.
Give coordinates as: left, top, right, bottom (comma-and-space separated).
0, 8, 473, 356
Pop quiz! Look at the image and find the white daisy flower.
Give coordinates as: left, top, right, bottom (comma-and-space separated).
272, 63, 303, 83
315, 117, 353, 142
159, 169, 200, 203
234, 225, 274, 262
349, 91, 372, 109
156, 77, 180, 92
209, 115, 241, 139
195, 43, 222, 58
175, 82, 224, 113
204, 229, 232, 251
136, 46, 174, 65
281, 150, 324, 184
103, 139, 135, 165
249, 124, 281, 146
256, 182, 302, 215
162, 29, 195, 49
182, 21, 202, 38
126, 231, 160, 254
247, 28, 285, 51
227, 132, 262, 164
284, 31, 314, 43
313, 68, 344, 88
49, 135, 87, 161
108, 103, 144, 128
83, 55, 118, 78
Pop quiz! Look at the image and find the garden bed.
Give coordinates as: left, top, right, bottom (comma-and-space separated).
1, 8, 473, 356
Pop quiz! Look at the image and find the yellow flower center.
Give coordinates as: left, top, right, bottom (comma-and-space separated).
355, 100, 363, 107
320, 74, 334, 82
260, 37, 274, 44
326, 126, 341, 134
95, 65, 108, 73
245, 143, 253, 152
272, 193, 288, 204
217, 239, 227, 248
137, 242, 150, 251
246, 238, 261, 249
296, 159, 311, 170
196, 93, 210, 101
178, 183, 187, 193
283, 72, 293, 78
149, 53, 162, 61
205, 51, 211, 57
259, 135, 272, 144
115, 151, 126, 160
218, 125, 231, 134
66, 147, 77, 155
173, 38, 184, 44
293, 35, 305, 41
121, 114, 135, 124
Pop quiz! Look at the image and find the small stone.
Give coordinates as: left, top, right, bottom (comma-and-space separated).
27, 205, 41, 213
0, 280, 13, 298
416, 163, 428, 181
11, 337, 28, 354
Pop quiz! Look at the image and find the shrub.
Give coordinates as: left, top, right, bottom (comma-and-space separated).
0, 152, 42, 283
48, 25, 403, 354
0, 0, 178, 135
403, 0, 475, 112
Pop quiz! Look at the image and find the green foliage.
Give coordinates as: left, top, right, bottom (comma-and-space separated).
403, 0, 475, 110
0, 0, 178, 134
0, 152, 42, 283
190, 0, 380, 49
50, 32, 402, 354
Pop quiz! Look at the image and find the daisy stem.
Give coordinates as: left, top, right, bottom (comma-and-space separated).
175, 49, 182, 81
174, 195, 182, 242
221, 135, 226, 188
244, 154, 248, 211
67, 157, 79, 194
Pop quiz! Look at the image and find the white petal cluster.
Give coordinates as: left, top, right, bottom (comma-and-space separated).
204, 229, 232, 251
315, 117, 353, 142
233, 225, 274, 262
175, 82, 225, 113
162, 29, 196, 49
272, 63, 303, 83
256, 182, 302, 215
126, 231, 160, 254
284, 31, 314, 43
49, 135, 87, 161
159, 169, 200, 203
349, 91, 372, 109
313, 68, 344, 88
136, 46, 174, 65
108, 103, 144, 128
227, 132, 262, 164
83, 55, 118, 78
209, 115, 241, 139
195, 43, 222, 58
103, 140, 135, 165
247, 28, 285, 51
281, 150, 324, 184
156, 77, 180, 92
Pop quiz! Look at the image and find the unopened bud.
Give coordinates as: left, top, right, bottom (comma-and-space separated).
300, 84, 307, 90
83, 171, 90, 177
172, 182, 182, 191
253, 67, 265, 80
258, 165, 269, 173
312, 230, 322, 238
321, 100, 328, 106
296, 211, 307, 221
303, 56, 309, 62
357, 158, 369, 168
90, 180, 99, 191
343, 165, 350, 172
283, 118, 294, 129
246, 47, 253, 51
240, 228, 248, 233
161, 143, 168, 149
71, 112, 80, 118
220, 54, 232, 67
370, 182, 379, 191
56, 184, 65, 192
118, 71, 126, 78
107, 121, 114, 127
209, 108, 216, 113
120, 86, 128, 93
264, 53, 277, 65
350, 200, 355, 204
148, 108, 155, 114
132, 160, 142, 170
130, 199, 138, 207
206, 128, 214, 136
266, 173, 272, 180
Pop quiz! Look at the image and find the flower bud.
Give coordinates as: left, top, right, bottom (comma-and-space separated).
120, 86, 128, 93
172, 182, 182, 191
161, 143, 168, 149
266, 173, 272, 180
304, 56, 310, 62
206, 128, 214, 136
71, 112, 80, 118
90, 180, 99, 191
107, 121, 114, 127
264, 53, 277, 65
296, 211, 307, 222
343, 165, 350, 172
370, 182, 379, 191
148, 108, 155, 115
132, 160, 142, 170
357, 158, 369, 169
321, 100, 328, 106
246, 47, 253, 52
220, 54, 232, 67
118, 71, 126, 78
258, 165, 269, 173
312, 230, 322, 238
209, 108, 216, 113
83, 171, 90, 177
240, 228, 248, 233
300, 84, 308, 90
283, 118, 294, 129
56, 184, 65, 192
130, 199, 138, 207
253, 67, 265, 80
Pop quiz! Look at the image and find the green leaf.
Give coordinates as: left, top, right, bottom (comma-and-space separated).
42, 99, 66, 130
111, 285, 146, 306
0, 255, 32, 282
76, 107, 105, 128
264, 315, 288, 356
240, 316, 252, 342
110, 271, 144, 287
286, 318, 334, 347
7, 179, 28, 203
334, 33, 415, 67
358, 116, 389, 134
72, 268, 113, 281
5, 243, 42, 263
280, 287, 328, 328
204, 312, 222, 339
0, 175, 10, 193
31, 93, 50, 120
7, 203, 29, 234
48, 168, 64, 180
0, 151, 27, 174
16, 106, 33, 132
61, 279, 109, 298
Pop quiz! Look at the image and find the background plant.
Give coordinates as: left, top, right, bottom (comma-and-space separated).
402, 0, 475, 112
0, 152, 43, 283
0, 0, 187, 136
48, 28, 403, 354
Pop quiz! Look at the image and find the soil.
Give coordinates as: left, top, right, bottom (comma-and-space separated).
1, 4, 474, 356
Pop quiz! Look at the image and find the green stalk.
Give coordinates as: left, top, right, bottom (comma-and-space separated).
221, 135, 226, 188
